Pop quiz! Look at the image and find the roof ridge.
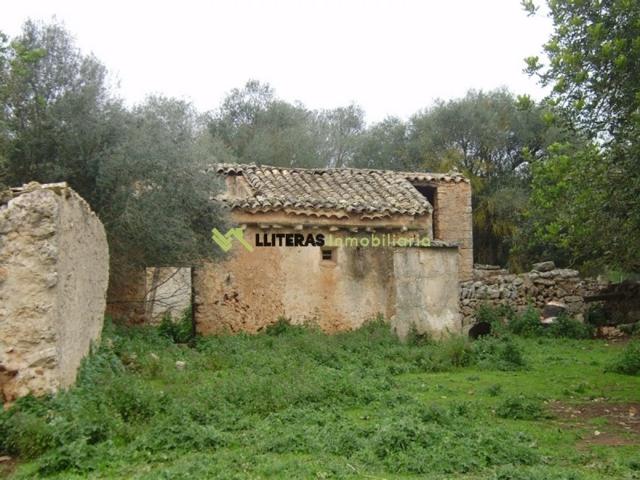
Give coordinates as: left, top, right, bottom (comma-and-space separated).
212, 162, 468, 181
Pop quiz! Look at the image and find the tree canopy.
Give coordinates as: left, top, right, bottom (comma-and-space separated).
523, 0, 640, 273
0, 21, 227, 279
3, 10, 638, 276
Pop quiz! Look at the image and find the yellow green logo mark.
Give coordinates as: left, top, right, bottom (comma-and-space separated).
211, 227, 253, 252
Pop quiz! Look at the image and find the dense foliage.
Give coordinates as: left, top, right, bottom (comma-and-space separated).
523, 0, 640, 273
3, 3, 640, 276
1, 320, 638, 478
477, 303, 594, 339
0, 21, 227, 278
607, 340, 640, 376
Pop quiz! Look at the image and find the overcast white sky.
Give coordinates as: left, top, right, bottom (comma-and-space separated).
2, 0, 552, 123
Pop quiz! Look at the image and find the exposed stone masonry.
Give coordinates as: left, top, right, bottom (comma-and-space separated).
460, 261, 603, 326
0, 182, 108, 405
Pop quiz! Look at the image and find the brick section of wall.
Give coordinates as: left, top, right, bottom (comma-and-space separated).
106, 268, 148, 323
194, 227, 396, 334
434, 182, 473, 281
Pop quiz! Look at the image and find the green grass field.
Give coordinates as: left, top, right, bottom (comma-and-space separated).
1, 319, 639, 479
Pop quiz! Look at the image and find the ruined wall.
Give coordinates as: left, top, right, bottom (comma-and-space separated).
195, 223, 462, 336
0, 183, 108, 404
433, 182, 473, 282
145, 267, 192, 323
106, 268, 147, 323
194, 226, 396, 333
106, 267, 192, 324
392, 246, 460, 339
459, 262, 603, 327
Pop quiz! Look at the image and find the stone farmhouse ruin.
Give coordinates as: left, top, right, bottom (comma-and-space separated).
0, 169, 620, 406
193, 163, 473, 337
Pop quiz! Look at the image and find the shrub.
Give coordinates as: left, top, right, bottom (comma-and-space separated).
606, 340, 640, 375
0, 409, 57, 458
158, 307, 194, 344
495, 395, 549, 420
406, 324, 433, 346
436, 335, 474, 368
486, 384, 503, 397
508, 306, 544, 337
546, 314, 593, 339
475, 303, 514, 335
473, 336, 527, 371
264, 317, 307, 336
505, 307, 591, 340
366, 404, 539, 474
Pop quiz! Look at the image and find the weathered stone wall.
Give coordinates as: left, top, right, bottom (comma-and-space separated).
194, 224, 461, 335
145, 267, 192, 323
0, 183, 108, 404
459, 262, 602, 327
433, 182, 473, 282
194, 226, 397, 333
106, 267, 192, 324
392, 247, 461, 339
106, 268, 147, 323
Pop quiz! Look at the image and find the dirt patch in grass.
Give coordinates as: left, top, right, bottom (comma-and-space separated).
0, 455, 16, 478
550, 400, 640, 447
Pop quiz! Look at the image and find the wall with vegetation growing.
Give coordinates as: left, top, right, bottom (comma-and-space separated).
460, 262, 603, 327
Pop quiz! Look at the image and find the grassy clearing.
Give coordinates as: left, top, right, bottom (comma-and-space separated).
1, 318, 639, 479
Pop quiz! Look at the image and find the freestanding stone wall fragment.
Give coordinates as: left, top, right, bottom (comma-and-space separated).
392, 245, 461, 339
0, 182, 109, 405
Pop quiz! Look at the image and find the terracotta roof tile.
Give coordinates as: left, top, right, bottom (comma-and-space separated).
212, 163, 468, 217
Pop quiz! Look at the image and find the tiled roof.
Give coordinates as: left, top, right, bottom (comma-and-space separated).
212, 163, 468, 216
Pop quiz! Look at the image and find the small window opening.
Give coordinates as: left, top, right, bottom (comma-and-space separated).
412, 183, 438, 239
413, 184, 436, 207
321, 248, 335, 262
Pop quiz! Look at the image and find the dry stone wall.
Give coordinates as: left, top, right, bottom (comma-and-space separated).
0, 182, 108, 405
460, 262, 603, 327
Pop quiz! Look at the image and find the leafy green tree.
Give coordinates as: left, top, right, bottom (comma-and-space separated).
406, 90, 563, 266
524, 0, 640, 272
353, 117, 413, 170
98, 96, 228, 275
315, 104, 365, 167
2, 20, 113, 196
0, 31, 10, 183
208, 80, 323, 167
408, 89, 558, 177
1, 20, 227, 279
208, 81, 367, 168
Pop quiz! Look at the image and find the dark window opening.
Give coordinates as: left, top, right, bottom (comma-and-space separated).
412, 184, 438, 239
413, 184, 436, 208
321, 248, 335, 262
